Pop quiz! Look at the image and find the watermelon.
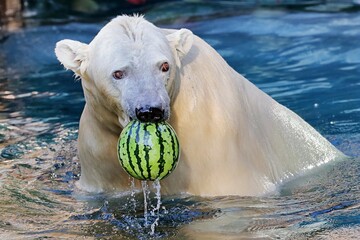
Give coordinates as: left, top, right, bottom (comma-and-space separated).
117, 120, 180, 181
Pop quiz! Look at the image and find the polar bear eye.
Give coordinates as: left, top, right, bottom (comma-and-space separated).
160, 62, 169, 72
113, 70, 125, 80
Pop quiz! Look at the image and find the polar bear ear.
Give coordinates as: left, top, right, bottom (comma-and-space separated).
166, 28, 193, 59
55, 39, 89, 76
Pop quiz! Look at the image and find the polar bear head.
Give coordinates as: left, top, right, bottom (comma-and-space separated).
55, 15, 193, 127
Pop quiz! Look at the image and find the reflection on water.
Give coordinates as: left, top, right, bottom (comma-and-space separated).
0, 1, 360, 239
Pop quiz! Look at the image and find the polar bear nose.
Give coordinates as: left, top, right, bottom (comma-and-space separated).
135, 107, 165, 123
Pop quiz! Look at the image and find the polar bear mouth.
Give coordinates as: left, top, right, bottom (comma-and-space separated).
134, 107, 166, 123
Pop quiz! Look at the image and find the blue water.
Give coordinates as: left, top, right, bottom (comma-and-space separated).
0, 1, 359, 239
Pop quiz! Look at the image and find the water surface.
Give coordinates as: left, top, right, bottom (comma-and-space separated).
0, 1, 359, 239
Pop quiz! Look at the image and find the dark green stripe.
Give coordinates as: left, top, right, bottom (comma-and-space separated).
143, 123, 151, 180
118, 136, 125, 167
156, 123, 166, 179
121, 126, 133, 175
126, 121, 139, 178
134, 121, 146, 180
167, 125, 178, 175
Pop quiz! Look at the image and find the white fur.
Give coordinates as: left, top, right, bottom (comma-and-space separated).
55, 15, 344, 196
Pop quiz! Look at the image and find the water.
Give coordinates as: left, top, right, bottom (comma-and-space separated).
0, 1, 360, 239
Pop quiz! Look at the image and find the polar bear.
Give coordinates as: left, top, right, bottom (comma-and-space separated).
55, 15, 344, 196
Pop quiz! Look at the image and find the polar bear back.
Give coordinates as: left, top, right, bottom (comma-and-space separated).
163, 33, 344, 196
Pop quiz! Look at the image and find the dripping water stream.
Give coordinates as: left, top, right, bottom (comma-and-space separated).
150, 179, 161, 235
140, 179, 162, 235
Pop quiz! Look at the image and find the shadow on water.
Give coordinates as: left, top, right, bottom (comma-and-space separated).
0, 0, 360, 239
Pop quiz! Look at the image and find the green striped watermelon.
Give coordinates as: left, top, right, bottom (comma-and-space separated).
117, 120, 180, 181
